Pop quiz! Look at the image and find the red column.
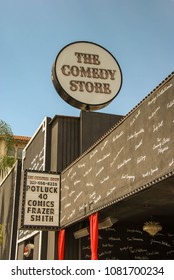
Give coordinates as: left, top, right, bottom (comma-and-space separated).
89, 212, 98, 260
58, 229, 65, 260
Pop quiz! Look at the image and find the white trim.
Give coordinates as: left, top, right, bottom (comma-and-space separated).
0, 162, 16, 187
38, 231, 42, 260
37, 118, 47, 259
17, 230, 39, 244
9, 162, 18, 259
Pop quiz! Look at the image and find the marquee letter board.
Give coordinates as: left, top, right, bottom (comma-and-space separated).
21, 170, 60, 230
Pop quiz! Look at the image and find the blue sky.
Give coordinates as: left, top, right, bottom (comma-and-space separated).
0, 0, 174, 137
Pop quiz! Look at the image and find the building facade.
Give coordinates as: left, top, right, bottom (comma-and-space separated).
0, 72, 174, 260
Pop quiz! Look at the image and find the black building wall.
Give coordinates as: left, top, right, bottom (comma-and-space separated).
17, 117, 51, 260
50, 112, 122, 173
0, 160, 21, 260
81, 221, 174, 260
80, 111, 123, 153
50, 116, 80, 173
49, 112, 122, 259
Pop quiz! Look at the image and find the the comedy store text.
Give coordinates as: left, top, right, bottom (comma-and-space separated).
61, 52, 117, 94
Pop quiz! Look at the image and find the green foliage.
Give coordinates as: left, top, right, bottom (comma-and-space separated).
0, 120, 15, 174
0, 120, 13, 135
0, 155, 15, 170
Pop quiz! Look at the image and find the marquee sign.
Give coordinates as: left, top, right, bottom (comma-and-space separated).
60, 73, 174, 227
21, 170, 60, 230
52, 41, 122, 111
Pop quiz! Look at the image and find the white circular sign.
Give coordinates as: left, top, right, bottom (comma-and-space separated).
52, 41, 122, 111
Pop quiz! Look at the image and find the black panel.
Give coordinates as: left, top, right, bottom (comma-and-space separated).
80, 111, 123, 153
81, 221, 174, 260
64, 224, 80, 260
23, 117, 51, 171
50, 116, 80, 173
0, 161, 21, 260
10, 160, 22, 259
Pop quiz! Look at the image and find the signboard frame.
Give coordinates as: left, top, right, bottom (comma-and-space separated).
52, 41, 123, 111
21, 170, 60, 230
